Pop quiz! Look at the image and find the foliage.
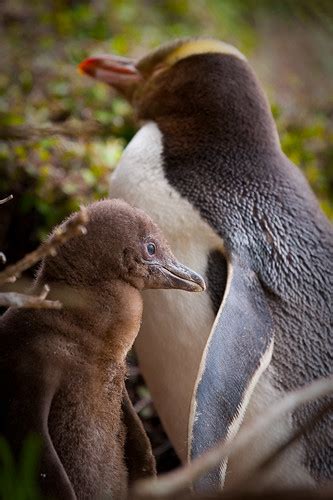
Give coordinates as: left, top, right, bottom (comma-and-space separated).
0, 1, 332, 259
277, 111, 333, 219
0, 435, 42, 500
0, 135, 125, 241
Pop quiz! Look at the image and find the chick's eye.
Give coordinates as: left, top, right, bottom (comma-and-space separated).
147, 243, 156, 256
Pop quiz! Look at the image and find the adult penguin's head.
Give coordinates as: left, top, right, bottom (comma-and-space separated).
79, 37, 245, 112
79, 37, 278, 148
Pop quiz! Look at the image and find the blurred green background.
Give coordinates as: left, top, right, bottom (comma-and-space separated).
0, 0, 333, 263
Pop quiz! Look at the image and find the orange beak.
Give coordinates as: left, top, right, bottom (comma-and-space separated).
78, 55, 142, 99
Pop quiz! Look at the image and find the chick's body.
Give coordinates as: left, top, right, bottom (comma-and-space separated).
0, 199, 204, 499
0, 283, 140, 499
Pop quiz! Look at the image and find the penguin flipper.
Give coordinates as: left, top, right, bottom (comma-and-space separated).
190, 257, 274, 490
39, 426, 76, 500
122, 388, 156, 482
3, 380, 76, 500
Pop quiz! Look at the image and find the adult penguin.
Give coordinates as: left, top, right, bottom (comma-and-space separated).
79, 38, 333, 489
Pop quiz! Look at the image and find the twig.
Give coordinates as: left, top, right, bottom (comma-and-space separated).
0, 208, 88, 286
153, 441, 173, 458
134, 396, 153, 414
0, 195, 13, 265
0, 284, 62, 309
0, 121, 116, 140
239, 399, 333, 489
130, 485, 333, 500
132, 375, 333, 498
0, 194, 13, 205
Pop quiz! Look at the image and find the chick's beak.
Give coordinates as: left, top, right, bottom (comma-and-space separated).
148, 259, 206, 293
78, 55, 142, 98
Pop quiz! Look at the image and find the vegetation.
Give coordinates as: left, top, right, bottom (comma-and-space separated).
0, 435, 42, 500
1, 0, 332, 260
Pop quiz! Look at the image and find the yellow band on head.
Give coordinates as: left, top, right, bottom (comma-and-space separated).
164, 39, 246, 66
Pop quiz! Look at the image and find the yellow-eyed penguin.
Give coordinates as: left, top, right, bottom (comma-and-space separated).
79, 38, 333, 490
0, 199, 205, 499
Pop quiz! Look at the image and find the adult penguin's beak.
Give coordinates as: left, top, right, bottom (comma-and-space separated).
147, 258, 206, 293
78, 55, 142, 99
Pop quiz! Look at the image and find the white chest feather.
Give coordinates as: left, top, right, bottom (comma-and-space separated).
110, 122, 223, 460
109, 122, 311, 486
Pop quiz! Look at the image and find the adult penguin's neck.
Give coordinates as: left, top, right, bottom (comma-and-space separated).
144, 54, 280, 157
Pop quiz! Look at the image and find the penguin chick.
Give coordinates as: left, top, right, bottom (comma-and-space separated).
0, 199, 205, 500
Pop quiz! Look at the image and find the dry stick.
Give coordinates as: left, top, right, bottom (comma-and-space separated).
0, 284, 62, 309
132, 375, 333, 498
0, 121, 112, 140
0, 207, 89, 286
0, 194, 13, 205
0, 195, 13, 265
239, 398, 333, 490
134, 396, 153, 414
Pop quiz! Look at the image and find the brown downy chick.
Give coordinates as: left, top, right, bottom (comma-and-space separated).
0, 199, 205, 500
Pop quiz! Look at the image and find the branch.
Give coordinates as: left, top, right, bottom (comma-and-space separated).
0, 121, 116, 140
0, 195, 13, 265
240, 398, 333, 490
0, 284, 62, 309
0, 208, 88, 286
132, 375, 333, 498
0, 194, 13, 205
134, 396, 152, 414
